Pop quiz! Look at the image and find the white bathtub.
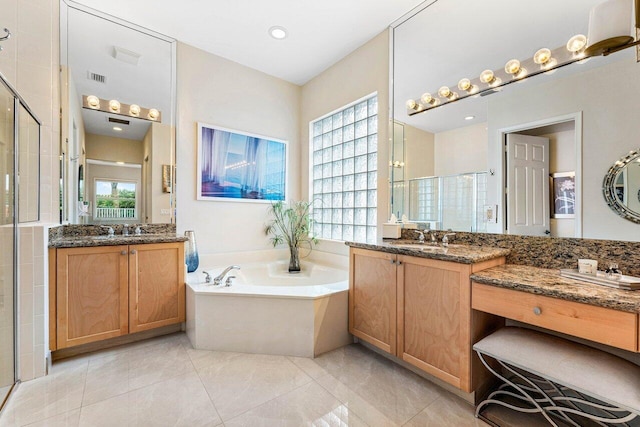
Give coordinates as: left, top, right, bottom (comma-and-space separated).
186, 250, 350, 357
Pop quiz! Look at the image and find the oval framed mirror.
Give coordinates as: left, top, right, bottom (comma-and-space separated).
602, 149, 640, 224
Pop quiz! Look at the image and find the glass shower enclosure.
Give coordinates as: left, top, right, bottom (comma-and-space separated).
0, 73, 41, 409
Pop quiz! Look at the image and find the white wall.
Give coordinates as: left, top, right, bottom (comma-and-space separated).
434, 122, 487, 176
300, 30, 390, 255
176, 42, 301, 255
486, 56, 640, 241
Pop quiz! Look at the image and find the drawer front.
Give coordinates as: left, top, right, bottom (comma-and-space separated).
472, 283, 638, 352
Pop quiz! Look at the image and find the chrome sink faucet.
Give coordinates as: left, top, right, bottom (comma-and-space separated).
122, 224, 129, 236
442, 232, 456, 247
101, 225, 115, 237
212, 265, 240, 286
417, 230, 437, 245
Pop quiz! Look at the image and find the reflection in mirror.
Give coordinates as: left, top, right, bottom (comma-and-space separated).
18, 104, 40, 222
60, 1, 176, 224
603, 150, 640, 224
391, 0, 638, 238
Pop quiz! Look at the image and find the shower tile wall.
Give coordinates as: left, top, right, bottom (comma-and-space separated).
18, 226, 47, 381
1, 0, 59, 381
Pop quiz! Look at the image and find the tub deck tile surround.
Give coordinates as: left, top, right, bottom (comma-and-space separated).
471, 264, 640, 313
48, 224, 187, 248
345, 240, 510, 264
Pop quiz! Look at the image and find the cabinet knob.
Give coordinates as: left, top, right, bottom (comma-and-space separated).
121, 250, 127, 255
130, 249, 137, 254
533, 306, 542, 316
390, 259, 395, 264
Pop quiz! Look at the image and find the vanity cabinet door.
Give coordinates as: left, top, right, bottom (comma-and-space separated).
397, 256, 471, 390
349, 248, 397, 354
128, 242, 185, 333
56, 245, 129, 349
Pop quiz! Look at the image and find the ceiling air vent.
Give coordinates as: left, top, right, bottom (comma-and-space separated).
108, 117, 130, 125
87, 71, 106, 84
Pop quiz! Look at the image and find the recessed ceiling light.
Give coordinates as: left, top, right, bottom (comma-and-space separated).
269, 26, 288, 40
113, 126, 122, 131
464, 115, 475, 121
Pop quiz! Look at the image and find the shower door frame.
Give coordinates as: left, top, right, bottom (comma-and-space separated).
0, 71, 42, 411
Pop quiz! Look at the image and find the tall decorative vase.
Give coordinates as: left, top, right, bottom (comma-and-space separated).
288, 245, 301, 273
185, 230, 199, 273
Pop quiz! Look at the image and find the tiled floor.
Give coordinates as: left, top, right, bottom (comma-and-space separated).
0, 333, 489, 426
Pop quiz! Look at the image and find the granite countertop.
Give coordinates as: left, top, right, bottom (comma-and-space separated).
346, 240, 510, 264
49, 234, 188, 248
471, 264, 640, 313
48, 224, 188, 248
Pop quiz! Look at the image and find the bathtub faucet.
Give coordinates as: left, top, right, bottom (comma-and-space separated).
213, 265, 241, 286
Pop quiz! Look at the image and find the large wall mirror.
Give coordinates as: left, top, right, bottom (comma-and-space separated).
391, 0, 640, 241
60, 1, 176, 224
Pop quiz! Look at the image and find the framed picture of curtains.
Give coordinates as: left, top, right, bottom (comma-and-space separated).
196, 123, 288, 202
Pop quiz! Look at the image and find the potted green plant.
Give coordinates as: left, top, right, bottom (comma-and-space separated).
264, 200, 318, 273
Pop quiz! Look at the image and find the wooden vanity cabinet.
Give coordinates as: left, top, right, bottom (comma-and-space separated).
349, 247, 505, 393
51, 242, 185, 350
349, 248, 397, 354
129, 243, 185, 333
55, 245, 129, 349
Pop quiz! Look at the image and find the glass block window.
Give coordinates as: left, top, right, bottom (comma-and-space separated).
310, 95, 378, 243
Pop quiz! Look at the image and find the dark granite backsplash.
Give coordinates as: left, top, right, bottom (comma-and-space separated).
398, 229, 640, 277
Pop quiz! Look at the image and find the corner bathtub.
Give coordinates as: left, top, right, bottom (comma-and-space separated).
186, 250, 350, 358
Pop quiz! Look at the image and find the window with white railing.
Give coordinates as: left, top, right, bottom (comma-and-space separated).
94, 179, 137, 220
310, 94, 378, 243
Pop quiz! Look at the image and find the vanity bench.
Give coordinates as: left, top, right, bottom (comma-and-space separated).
471, 264, 640, 425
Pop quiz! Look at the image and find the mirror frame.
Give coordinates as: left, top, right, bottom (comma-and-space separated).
59, 0, 178, 225
602, 149, 640, 224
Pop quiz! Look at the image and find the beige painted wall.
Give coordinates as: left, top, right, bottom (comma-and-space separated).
404, 123, 434, 180
544, 128, 576, 238
487, 56, 640, 241
301, 30, 390, 255
147, 123, 172, 223
85, 133, 144, 164
434, 122, 487, 176
176, 42, 301, 255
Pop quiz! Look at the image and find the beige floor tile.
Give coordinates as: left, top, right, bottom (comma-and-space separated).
403, 392, 490, 426
22, 409, 80, 427
78, 372, 221, 427
313, 345, 441, 425
196, 352, 312, 421
287, 356, 331, 380
0, 361, 86, 426
225, 382, 368, 427
82, 336, 195, 406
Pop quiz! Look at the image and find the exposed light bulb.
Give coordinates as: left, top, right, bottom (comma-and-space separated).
421, 93, 436, 105
109, 99, 121, 112
533, 48, 552, 65
457, 78, 472, 91
464, 115, 475, 121
406, 99, 418, 110
566, 34, 587, 53
148, 108, 160, 120
113, 126, 122, 131
438, 86, 451, 98
129, 104, 141, 117
479, 69, 495, 84
504, 59, 521, 75
87, 95, 100, 109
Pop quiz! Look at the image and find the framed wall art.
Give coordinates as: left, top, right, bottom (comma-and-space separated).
197, 123, 287, 202
551, 172, 575, 218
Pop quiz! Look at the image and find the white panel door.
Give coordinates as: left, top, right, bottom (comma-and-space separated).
506, 134, 550, 236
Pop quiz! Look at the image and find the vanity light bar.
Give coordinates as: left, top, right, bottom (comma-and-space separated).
82, 95, 162, 122
406, 36, 591, 116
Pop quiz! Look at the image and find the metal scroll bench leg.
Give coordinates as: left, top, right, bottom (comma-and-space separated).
473, 327, 640, 426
